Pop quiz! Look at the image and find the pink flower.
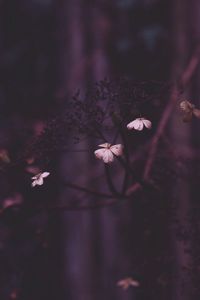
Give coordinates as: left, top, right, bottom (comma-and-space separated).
31, 172, 50, 187
94, 143, 123, 164
117, 277, 140, 290
127, 117, 152, 131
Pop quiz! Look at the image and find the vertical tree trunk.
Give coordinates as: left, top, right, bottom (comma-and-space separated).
170, 0, 200, 299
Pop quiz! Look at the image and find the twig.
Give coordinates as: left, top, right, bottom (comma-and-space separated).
143, 43, 200, 180
47, 183, 141, 211
63, 181, 116, 198
104, 165, 121, 196
117, 156, 159, 191
48, 199, 122, 211
0, 182, 142, 219
118, 126, 130, 194
111, 116, 130, 194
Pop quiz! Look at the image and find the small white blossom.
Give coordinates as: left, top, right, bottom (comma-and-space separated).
117, 277, 140, 290
127, 117, 152, 131
94, 143, 123, 164
31, 172, 50, 187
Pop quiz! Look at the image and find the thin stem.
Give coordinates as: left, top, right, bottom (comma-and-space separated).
111, 116, 130, 194
63, 181, 116, 198
104, 165, 121, 196
94, 125, 123, 196
117, 156, 160, 192
112, 128, 120, 144
94, 126, 107, 142
118, 128, 130, 194
47, 183, 141, 212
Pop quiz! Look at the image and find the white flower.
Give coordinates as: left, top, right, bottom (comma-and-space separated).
127, 117, 152, 131
117, 277, 140, 290
94, 143, 123, 164
31, 172, 50, 187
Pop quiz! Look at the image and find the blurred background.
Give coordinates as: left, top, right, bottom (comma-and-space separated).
1, 0, 200, 299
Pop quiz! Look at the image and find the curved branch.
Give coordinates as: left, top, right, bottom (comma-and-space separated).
143, 43, 200, 180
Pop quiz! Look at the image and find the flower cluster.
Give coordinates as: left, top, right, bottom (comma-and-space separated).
30, 117, 151, 185
22, 79, 162, 168
0, 79, 161, 200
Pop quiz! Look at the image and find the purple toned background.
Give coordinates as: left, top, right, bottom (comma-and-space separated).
0, 1, 200, 300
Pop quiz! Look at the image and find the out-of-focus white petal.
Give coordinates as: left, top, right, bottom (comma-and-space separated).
117, 277, 140, 290
110, 144, 123, 156
3, 194, 23, 209
26, 166, 41, 175
130, 280, 140, 287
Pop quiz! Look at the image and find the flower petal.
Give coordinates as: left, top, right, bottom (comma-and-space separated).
36, 177, 44, 185
127, 119, 144, 130
31, 180, 37, 187
41, 172, 50, 178
94, 148, 107, 160
102, 150, 114, 163
98, 143, 111, 148
127, 120, 137, 130
137, 121, 144, 131
130, 280, 140, 287
110, 144, 123, 156
142, 119, 152, 129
